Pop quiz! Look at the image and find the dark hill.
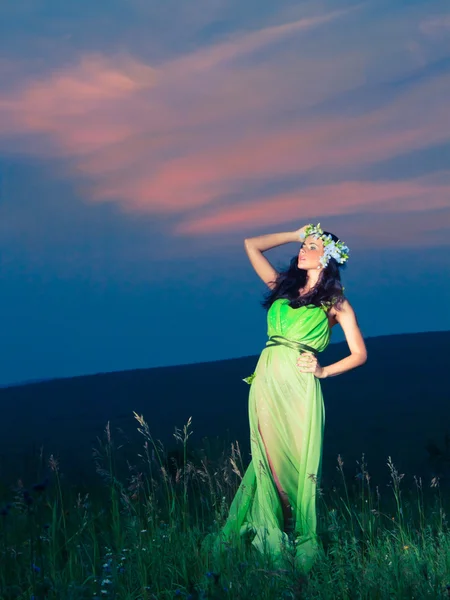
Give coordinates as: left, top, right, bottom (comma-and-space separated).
0, 331, 449, 489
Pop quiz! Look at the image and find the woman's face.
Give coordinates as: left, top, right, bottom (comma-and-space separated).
298, 235, 324, 270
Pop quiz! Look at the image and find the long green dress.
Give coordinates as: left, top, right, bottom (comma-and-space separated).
207, 298, 332, 571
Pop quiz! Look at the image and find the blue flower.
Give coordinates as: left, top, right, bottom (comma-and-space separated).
32, 478, 49, 493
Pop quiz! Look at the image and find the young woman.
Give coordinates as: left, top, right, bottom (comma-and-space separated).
207, 223, 367, 571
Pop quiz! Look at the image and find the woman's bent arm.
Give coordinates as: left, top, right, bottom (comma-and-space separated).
319, 300, 367, 378
244, 230, 300, 289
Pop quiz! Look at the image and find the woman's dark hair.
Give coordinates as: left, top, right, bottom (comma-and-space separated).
261, 231, 346, 311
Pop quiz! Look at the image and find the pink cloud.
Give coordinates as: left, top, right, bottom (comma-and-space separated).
0, 55, 155, 153
420, 15, 450, 36
0, 4, 449, 239
167, 6, 358, 74
344, 207, 450, 248
84, 87, 449, 216
175, 179, 450, 234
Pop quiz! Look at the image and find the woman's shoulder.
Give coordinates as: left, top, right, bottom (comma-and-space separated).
321, 294, 350, 313
329, 297, 357, 323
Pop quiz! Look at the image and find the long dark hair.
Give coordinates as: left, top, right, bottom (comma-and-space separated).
261, 231, 346, 311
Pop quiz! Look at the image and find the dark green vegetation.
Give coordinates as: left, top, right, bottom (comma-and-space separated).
1, 414, 450, 599
0, 331, 449, 598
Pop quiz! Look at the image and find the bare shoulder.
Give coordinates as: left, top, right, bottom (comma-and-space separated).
331, 297, 367, 360
335, 297, 352, 312
329, 298, 355, 322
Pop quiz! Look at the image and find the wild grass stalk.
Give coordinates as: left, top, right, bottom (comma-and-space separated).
1, 415, 450, 599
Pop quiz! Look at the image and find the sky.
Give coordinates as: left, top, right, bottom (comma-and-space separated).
0, 0, 449, 386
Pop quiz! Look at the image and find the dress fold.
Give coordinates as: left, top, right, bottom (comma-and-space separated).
205, 300, 331, 571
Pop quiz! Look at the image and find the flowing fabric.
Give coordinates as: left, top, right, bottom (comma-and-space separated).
205, 299, 331, 571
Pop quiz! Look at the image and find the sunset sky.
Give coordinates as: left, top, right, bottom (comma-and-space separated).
0, 0, 449, 386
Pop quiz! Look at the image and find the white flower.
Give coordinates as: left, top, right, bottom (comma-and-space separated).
304, 223, 350, 266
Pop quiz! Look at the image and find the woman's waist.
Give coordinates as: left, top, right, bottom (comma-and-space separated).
263, 334, 319, 355
243, 335, 322, 385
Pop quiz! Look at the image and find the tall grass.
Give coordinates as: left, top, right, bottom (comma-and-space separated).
1, 414, 449, 599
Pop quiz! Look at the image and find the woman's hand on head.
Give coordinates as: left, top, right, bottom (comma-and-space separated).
296, 352, 327, 378
295, 225, 309, 241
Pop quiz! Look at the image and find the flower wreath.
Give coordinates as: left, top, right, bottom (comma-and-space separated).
300, 223, 349, 268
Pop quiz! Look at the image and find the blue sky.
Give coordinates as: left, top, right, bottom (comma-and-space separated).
0, 0, 449, 385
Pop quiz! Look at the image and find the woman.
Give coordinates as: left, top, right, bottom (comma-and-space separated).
207, 223, 367, 571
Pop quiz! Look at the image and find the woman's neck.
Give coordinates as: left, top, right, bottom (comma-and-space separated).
301, 270, 321, 293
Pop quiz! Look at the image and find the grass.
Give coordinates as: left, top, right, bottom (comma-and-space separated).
1, 413, 450, 599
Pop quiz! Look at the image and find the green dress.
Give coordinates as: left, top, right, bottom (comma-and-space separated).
206, 298, 331, 571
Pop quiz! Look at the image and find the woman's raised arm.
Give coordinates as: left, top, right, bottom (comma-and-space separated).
244, 228, 305, 289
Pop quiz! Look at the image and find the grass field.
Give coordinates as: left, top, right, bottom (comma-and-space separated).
1, 413, 450, 600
